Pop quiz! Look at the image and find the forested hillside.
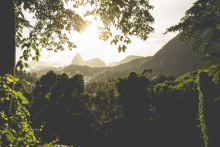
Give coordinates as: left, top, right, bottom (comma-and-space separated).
141, 32, 208, 78
90, 67, 142, 82
62, 56, 151, 79
63, 64, 108, 76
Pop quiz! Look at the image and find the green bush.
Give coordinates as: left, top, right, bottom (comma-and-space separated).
0, 74, 58, 146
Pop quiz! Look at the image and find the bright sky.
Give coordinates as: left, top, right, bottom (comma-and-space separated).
16, 0, 197, 66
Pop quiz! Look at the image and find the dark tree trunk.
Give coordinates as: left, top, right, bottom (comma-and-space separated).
0, 0, 16, 77
0, 0, 16, 115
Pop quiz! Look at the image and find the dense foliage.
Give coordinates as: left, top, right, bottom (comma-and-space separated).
3, 68, 213, 147
0, 74, 57, 146
2, 64, 220, 147
90, 67, 143, 82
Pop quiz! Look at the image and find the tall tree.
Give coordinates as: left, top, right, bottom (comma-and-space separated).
0, 0, 16, 115
164, 0, 220, 57
115, 72, 152, 146
164, 0, 220, 74
0, 0, 16, 77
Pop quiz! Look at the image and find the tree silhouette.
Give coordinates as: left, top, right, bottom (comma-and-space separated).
115, 72, 152, 146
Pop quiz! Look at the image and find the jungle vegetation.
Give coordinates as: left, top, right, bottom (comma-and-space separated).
1, 0, 220, 147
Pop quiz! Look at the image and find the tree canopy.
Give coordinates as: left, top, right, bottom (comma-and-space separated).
164, 0, 220, 57
163, 0, 220, 75
14, 0, 155, 69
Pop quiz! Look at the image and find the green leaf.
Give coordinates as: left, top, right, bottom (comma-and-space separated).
21, 43, 30, 49
36, 49, 39, 55
6, 130, 14, 143
122, 45, 126, 52
210, 63, 220, 75
40, 38, 43, 43
17, 92, 29, 104
20, 63, 24, 71
16, 17, 20, 25
118, 45, 121, 53
16, 60, 24, 70
36, 56, 39, 61
27, 138, 33, 143
217, 24, 220, 30
201, 59, 219, 70
32, 43, 37, 50
199, 56, 215, 62
24, 63, 29, 68
25, 134, 30, 138
6, 75, 14, 83
3, 84, 7, 89
18, 32, 22, 37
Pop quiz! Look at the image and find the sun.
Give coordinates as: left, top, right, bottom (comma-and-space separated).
69, 19, 105, 44
66, 18, 129, 65
83, 21, 101, 39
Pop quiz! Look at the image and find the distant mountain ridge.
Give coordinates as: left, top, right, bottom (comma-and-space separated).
29, 32, 208, 81
112, 56, 151, 70
33, 65, 57, 70
90, 32, 209, 82
25, 61, 50, 69
25, 61, 62, 68
108, 55, 144, 66
71, 53, 107, 67
90, 56, 152, 82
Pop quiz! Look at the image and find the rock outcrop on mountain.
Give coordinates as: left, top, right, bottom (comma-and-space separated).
71, 53, 85, 65
71, 53, 107, 67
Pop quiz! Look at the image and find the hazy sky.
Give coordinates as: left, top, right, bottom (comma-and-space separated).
17, 0, 198, 65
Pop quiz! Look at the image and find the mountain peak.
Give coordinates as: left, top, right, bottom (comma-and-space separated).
71, 54, 106, 67
74, 53, 83, 60
71, 53, 84, 65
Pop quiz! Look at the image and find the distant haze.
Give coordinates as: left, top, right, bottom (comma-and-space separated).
24, 61, 68, 71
